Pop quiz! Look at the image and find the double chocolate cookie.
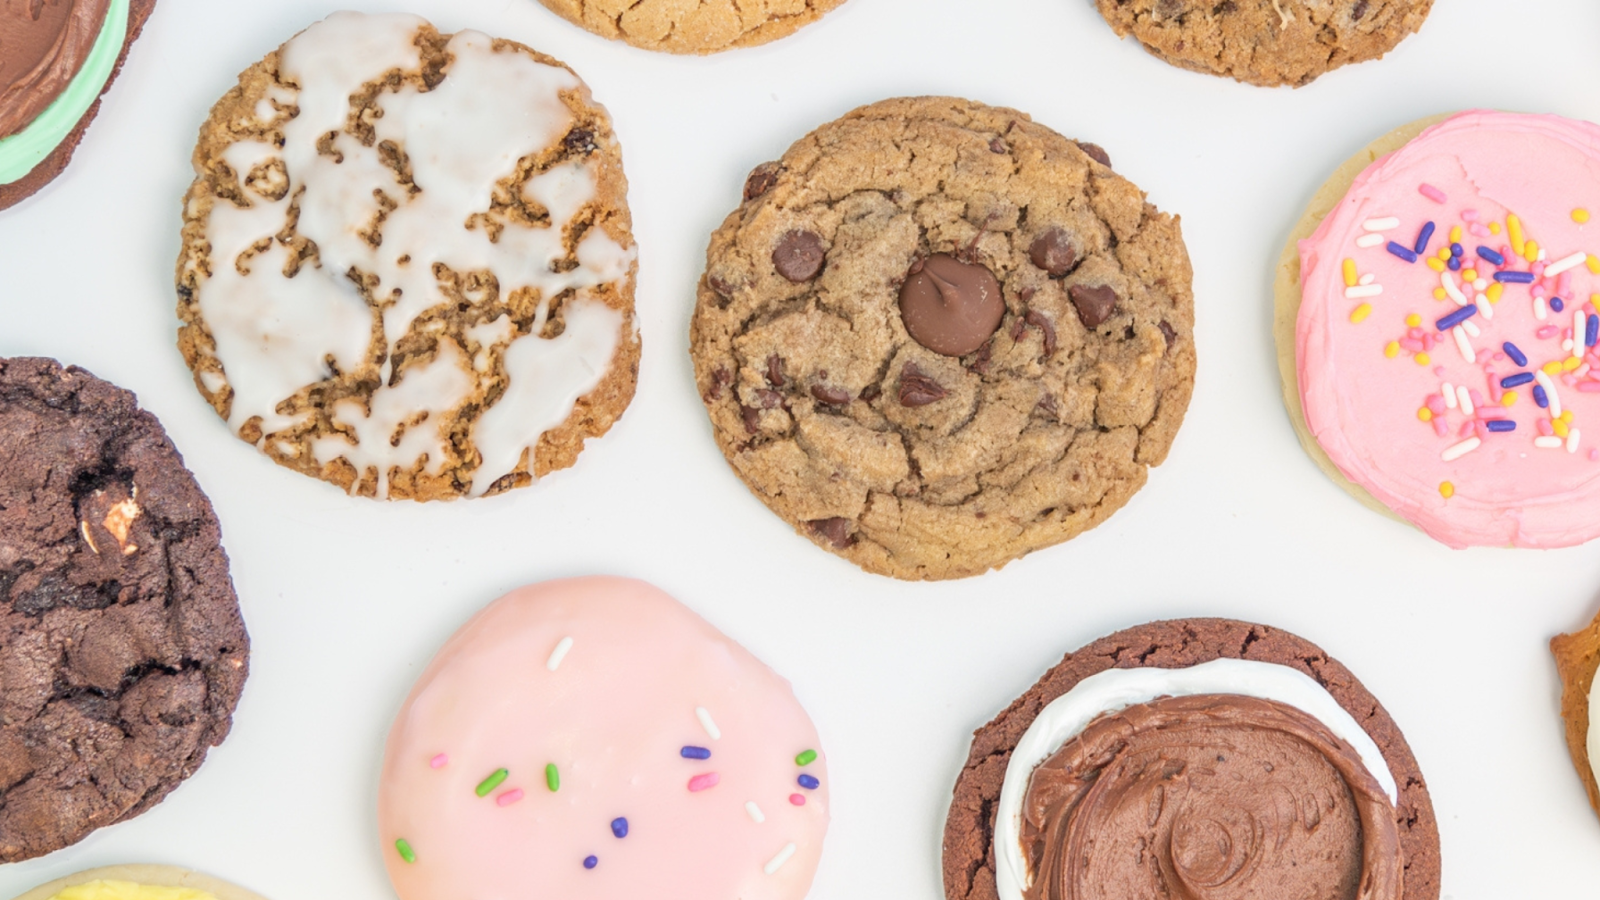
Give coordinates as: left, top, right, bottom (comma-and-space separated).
532, 0, 848, 55
0, 357, 248, 862
691, 96, 1195, 581
943, 619, 1440, 900
1094, 0, 1433, 88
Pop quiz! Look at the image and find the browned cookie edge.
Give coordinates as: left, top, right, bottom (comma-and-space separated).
1551, 608, 1600, 819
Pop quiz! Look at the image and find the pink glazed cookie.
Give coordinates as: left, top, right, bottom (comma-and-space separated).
1281, 110, 1600, 547
377, 578, 829, 900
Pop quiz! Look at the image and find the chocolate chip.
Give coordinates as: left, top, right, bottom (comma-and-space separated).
807, 517, 857, 549
741, 405, 761, 435
563, 128, 596, 155
811, 385, 850, 406
1029, 228, 1079, 277
1352, 0, 1368, 18
1159, 320, 1178, 347
708, 275, 736, 298
898, 363, 949, 407
898, 254, 1005, 357
989, 137, 1008, 154
860, 384, 882, 402
703, 366, 732, 402
1024, 310, 1058, 357
744, 162, 782, 201
1069, 284, 1120, 328
766, 355, 786, 388
754, 389, 783, 409
1037, 393, 1059, 418
773, 230, 826, 283
1214, 0, 1237, 12
967, 340, 994, 376
1075, 142, 1112, 168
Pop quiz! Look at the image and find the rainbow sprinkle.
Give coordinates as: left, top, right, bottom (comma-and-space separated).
798, 774, 820, 790
681, 746, 712, 760
688, 772, 721, 792
795, 749, 818, 766
475, 768, 509, 797
546, 763, 561, 792
612, 817, 629, 838
790, 793, 806, 806
429, 753, 448, 769
396, 839, 417, 864
584, 855, 598, 870
496, 788, 524, 807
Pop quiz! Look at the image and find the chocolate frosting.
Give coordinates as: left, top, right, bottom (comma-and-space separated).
0, 0, 111, 139
1020, 694, 1400, 900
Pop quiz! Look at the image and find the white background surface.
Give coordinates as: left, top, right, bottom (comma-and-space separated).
2, 0, 1599, 897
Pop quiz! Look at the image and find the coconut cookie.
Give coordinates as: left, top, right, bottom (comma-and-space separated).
1093, 0, 1431, 88
1552, 609, 1600, 821
691, 96, 1195, 581
177, 12, 639, 501
534, 0, 848, 55
0, 357, 248, 863
1279, 111, 1600, 548
943, 619, 1440, 900
9, 866, 270, 900
0, 0, 158, 210
378, 578, 828, 900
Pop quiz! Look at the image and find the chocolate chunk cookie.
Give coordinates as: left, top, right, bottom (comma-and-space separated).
943, 619, 1440, 900
533, 0, 848, 55
0, 357, 248, 863
1552, 608, 1600, 821
177, 13, 639, 501
1094, 0, 1433, 88
691, 97, 1195, 581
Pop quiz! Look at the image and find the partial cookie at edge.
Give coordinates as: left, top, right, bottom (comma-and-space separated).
1552, 608, 1600, 819
534, 0, 849, 55
10, 866, 270, 900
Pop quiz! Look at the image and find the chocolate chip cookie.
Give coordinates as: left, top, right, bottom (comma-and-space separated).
1552, 608, 1600, 821
177, 13, 639, 501
1094, 0, 1433, 88
690, 96, 1195, 581
943, 619, 1440, 900
533, 0, 848, 55
0, 357, 248, 863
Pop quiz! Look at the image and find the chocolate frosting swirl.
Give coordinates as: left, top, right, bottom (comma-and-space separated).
0, 0, 111, 139
1020, 694, 1400, 900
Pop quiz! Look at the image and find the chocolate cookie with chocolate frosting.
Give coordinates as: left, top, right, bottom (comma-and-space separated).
943, 619, 1440, 900
691, 96, 1195, 580
0, 0, 159, 210
0, 357, 248, 862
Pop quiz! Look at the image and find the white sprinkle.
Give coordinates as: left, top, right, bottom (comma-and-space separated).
1453, 326, 1476, 364
1463, 319, 1482, 338
1536, 295, 1549, 321
1443, 382, 1457, 409
1441, 271, 1467, 305
1576, 312, 1588, 359
745, 801, 767, 824
1538, 247, 1548, 262
1473, 278, 1489, 291
1355, 233, 1386, 248
696, 706, 722, 740
1535, 436, 1565, 449
1442, 437, 1482, 461
1359, 273, 1376, 286
1345, 284, 1383, 299
1570, 429, 1582, 454
1363, 217, 1401, 232
1536, 370, 1563, 418
1475, 296, 1493, 320
1546, 251, 1589, 278
764, 842, 798, 875
1456, 384, 1474, 415
546, 636, 574, 671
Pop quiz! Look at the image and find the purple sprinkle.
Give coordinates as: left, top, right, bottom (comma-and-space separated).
1448, 256, 1461, 271
1552, 297, 1566, 313
1451, 242, 1464, 258
611, 817, 629, 838
1478, 246, 1506, 266
1486, 420, 1517, 433
1495, 271, 1536, 284
1413, 221, 1436, 255
1503, 342, 1528, 366
1587, 315, 1598, 347
1435, 306, 1478, 332
680, 746, 711, 760
1535, 384, 1550, 408
797, 773, 820, 790
1500, 372, 1534, 389
1386, 241, 1419, 263
584, 856, 598, 870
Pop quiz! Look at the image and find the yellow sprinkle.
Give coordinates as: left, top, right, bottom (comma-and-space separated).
1438, 247, 1453, 261
1350, 303, 1372, 324
1487, 282, 1504, 303
1432, 286, 1448, 300
1418, 407, 1433, 422
1588, 255, 1600, 275
1385, 341, 1401, 358
1406, 313, 1422, 327
1575, 208, 1591, 224
1503, 391, 1518, 407
1525, 239, 1541, 263
1565, 356, 1584, 372
1490, 221, 1502, 235
1415, 352, 1431, 365
1439, 481, 1455, 499
1427, 257, 1446, 272
1462, 268, 1477, 282
1508, 213, 1525, 255
1544, 361, 1564, 375
1555, 420, 1570, 439
1342, 258, 1359, 288
1449, 225, 1463, 244
1562, 410, 1576, 424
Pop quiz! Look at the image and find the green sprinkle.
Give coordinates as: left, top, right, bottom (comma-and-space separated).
475, 768, 509, 797
546, 762, 560, 792
396, 839, 417, 864
795, 749, 818, 767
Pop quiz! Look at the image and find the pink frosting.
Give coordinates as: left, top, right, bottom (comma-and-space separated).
1297, 110, 1600, 547
378, 577, 828, 900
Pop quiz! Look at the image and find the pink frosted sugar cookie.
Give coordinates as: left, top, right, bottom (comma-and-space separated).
1283, 110, 1600, 548
377, 578, 829, 900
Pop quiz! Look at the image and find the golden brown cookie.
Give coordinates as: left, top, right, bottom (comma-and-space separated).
1095, 0, 1433, 88
1552, 608, 1600, 818
9, 865, 268, 900
176, 12, 639, 501
691, 97, 1195, 581
533, 0, 848, 55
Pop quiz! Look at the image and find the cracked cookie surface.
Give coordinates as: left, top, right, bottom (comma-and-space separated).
941, 618, 1440, 900
0, 357, 248, 863
177, 12, 639, 501
1094, 0, 1433, 88
691, 96, 1195, 581
534, 0, 848, 55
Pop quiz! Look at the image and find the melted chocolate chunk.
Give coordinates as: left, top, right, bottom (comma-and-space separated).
1068, 284, 1120, 328
1075, 141, 1112, 168
766, 355, 786, 388
743, 162, 782, 201
1352, 0, 1369, 18
811, 385, 850, 406
773, 230, 826, 283
859, 384, 882, 402
740, 405, 761, 434
807, 517, 857, 549
563, 127, 596, 155
898, 254, 1005, 357
1159, 320, 1178, 347
898, 363, 949, 407
1029, 228, 1079, 277
1024, 310, 1058, 357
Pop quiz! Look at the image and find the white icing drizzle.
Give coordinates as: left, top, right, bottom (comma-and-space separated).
193, 12, 634, 497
